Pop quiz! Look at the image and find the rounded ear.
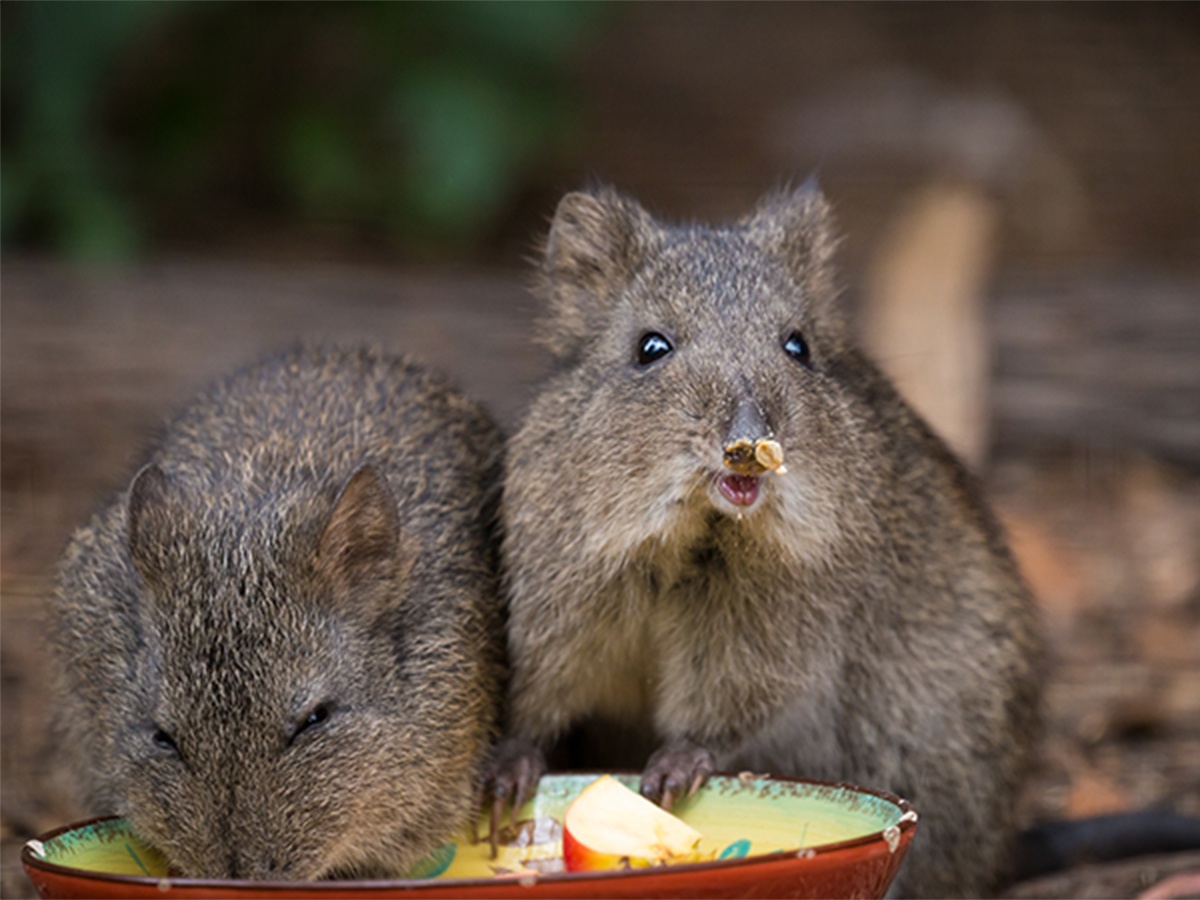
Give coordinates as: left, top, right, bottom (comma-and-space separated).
127, 463, 183, 589
534, 186, 659, 359
745, 180, 841, 308
315, 465, 404, 588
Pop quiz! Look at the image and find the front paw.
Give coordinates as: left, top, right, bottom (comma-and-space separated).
640, 741, 715, 811
477, 738, 546, 854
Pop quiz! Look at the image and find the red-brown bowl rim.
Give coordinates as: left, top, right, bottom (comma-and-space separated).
21, 772, 917, 893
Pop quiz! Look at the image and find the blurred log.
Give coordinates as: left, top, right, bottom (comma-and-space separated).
860, 189, 1200, 473
0, 259, 540, 576
3, 259, 1197, 565
990, 271, 1200, 470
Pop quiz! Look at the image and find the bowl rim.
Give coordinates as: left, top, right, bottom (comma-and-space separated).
21, 772, 917, 893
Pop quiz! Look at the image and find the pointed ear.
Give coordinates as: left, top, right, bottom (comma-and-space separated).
316, 466, 403, 587
535, 186, 659, 359
746, 181, 840, 306
127, 464, 185, 589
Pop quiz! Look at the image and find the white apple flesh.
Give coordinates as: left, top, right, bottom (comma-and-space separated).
562, 775, 706, 872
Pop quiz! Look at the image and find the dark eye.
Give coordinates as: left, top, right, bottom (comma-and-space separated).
291, 702, 333, 743
152, 727, 178, 754
783, 331, 811, 367
636, 331, 673, 366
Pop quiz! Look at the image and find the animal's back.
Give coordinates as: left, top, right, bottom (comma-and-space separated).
153, 346, 495, 523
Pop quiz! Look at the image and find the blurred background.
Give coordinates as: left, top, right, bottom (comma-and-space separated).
3, 4, 1198, 897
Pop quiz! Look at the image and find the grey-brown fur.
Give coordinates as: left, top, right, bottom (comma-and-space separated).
499, 185, 1043, 897
48, 345, 505, 880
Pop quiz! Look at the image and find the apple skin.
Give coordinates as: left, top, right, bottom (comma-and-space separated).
561, 775, 705, 873
562, 826, 638, 872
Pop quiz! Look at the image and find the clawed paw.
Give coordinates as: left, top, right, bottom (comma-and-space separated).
476, 738, 545, 857
639, 742, 715, 811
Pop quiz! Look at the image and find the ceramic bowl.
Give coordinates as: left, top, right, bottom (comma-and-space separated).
22, 773, 917, 899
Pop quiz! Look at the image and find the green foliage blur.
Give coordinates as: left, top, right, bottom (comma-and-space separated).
1, 1, 608, 262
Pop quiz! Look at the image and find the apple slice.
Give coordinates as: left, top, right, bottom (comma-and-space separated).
562, 775, 705, 872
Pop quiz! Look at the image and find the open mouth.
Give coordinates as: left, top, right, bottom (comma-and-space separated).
717, 472, 760, 507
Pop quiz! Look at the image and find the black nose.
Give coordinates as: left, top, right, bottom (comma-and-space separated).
725, 394, 770, 446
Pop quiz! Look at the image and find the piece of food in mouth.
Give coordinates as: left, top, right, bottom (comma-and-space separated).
753, 438, 786, 473
562, 775, 707, 872
723, 438, 786, 475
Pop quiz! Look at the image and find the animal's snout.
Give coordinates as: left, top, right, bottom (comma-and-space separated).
722, 396, 786, 476
725, 395, 771, 448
